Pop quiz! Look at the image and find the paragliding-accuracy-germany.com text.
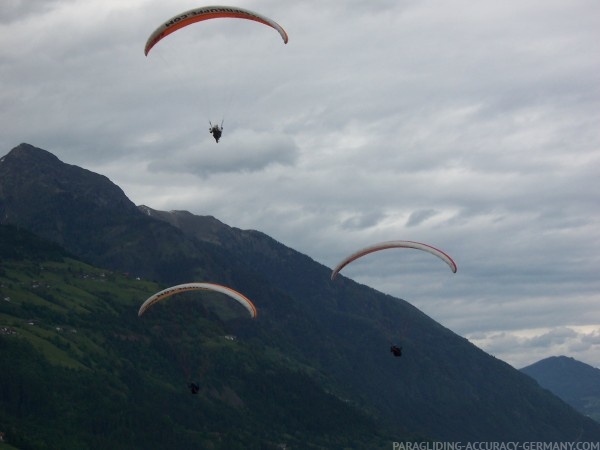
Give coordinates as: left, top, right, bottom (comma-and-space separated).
392, 443, 600, 450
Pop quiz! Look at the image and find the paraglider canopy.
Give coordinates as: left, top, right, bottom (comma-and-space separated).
331, 240, 457, 281
144, 5, 289, 56
138, 282, 257, 318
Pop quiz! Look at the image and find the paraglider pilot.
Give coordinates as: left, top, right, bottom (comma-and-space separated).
188, 382, 200, 394
209, 122, 223, 143
390, 345, 402, 357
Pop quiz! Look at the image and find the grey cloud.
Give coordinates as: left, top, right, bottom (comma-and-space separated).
147, 130, 299, 176
406, 209, 438, 227
0, 0, 69, 24
340, 212, 386, 231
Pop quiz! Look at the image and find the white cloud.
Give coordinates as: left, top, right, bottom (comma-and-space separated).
468, 326, 600, 369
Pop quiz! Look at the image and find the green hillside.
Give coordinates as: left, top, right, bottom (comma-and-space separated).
0, 226, 396, 449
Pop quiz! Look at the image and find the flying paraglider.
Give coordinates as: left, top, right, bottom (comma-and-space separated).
144, 5, 289, 56
330, 241, 455, 359
209, 121, 223, 143
139, 283, 255, 394
144, 6, 288, 143
330, 240, 457, 281
138, 282, 257, 318
390, 345, 403, 357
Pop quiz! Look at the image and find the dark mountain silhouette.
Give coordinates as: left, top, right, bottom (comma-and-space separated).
2, 142, 600, 443
0, 144, 232, 284
521, 356, 600, 422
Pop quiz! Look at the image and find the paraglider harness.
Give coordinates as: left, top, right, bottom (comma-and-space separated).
390, 345, 402, 357
209, 120, 223, 143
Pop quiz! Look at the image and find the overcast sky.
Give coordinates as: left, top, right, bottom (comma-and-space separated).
1, 0, 599, 369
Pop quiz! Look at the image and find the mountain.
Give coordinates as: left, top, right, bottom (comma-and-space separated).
0, 143, 221, 284
521, 356, 600, 423
2, 143, 600, 444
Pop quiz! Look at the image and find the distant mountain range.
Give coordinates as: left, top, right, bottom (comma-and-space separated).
522, 356, 600, 423
2, 143, 600, 447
